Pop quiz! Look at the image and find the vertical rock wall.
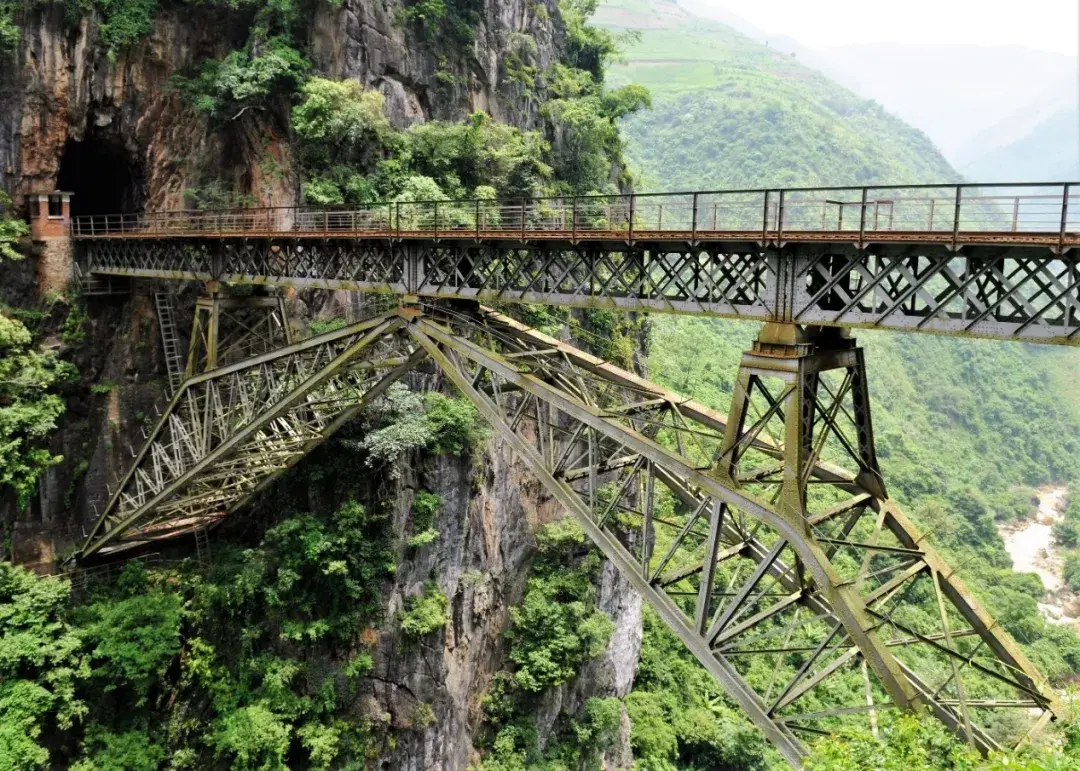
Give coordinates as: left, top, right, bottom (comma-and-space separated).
0, 1, 641, 767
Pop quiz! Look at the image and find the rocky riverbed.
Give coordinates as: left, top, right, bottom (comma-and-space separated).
999, 487, 1079, 629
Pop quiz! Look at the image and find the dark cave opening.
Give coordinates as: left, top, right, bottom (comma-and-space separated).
56, 135, 144, 217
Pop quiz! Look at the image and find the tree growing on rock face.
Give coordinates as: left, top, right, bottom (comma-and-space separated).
0, 193, 26, 262
0, 200, 76, 509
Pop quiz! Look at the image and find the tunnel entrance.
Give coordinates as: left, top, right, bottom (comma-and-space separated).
56, 135, 144, 217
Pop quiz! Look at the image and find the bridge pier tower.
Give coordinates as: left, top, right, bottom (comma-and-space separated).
27, 191, 74, 299
185, 284, 292, 375
720, 322, 887, 515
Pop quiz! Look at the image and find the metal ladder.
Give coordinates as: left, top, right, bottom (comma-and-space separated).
194, 527, 211, 572
154, 292, 185, 395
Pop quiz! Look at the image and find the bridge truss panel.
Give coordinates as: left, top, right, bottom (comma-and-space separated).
82, 238, 1080, 344
407, 307, 1059, 757
79, 313, 420, 558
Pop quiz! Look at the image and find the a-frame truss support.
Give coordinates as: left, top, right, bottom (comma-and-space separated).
76, 302, 1059, 766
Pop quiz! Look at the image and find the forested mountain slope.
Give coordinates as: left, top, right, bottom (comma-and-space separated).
596, 0, 1080, 766
594, 0, 957, 189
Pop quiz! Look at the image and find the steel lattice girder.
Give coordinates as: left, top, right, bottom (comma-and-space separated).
402, 305, 1059, 764
78, 303, 1061, 768
82, 238, 1080, 344
78, 312, 422, 558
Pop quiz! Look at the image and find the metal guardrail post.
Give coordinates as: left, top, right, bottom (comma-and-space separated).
761, 190, 771, 243
475, 199, 480, 238
777, 190, 785, 241
434, 200, 439, 238
1012, 197, 1020, 232
1060, 184, 1071, 254
572, 197, 577, 242
520, 198, 526, 241
629, 193, 636, 243
952, 186, 962, 250
858, 188, 868, 246
691, 192, 698, 241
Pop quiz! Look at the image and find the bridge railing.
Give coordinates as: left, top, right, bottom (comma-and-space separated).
71, 182, 1079, 242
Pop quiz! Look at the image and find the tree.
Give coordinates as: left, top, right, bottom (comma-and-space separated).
0, 193, 27, 261
0, 563, 88, 770
0, 312, 76, 506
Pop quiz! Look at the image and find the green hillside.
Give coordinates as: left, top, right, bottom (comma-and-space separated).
594, 0, 1080, 766
595, 0, 957, 190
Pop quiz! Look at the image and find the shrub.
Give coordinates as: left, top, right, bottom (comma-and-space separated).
399, 582, 449, 639
81, 589, 183, 704
424, 392, 485, 454
212, 703, 291, 771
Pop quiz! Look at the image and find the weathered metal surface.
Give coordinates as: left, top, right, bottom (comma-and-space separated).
78, 313, 417, 558
78, 240, 1079, 345
75, 303, 1060, 766
73, 183, 1080, 345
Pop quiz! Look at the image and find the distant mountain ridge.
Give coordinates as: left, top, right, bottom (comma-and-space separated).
960, 106, 1080, 183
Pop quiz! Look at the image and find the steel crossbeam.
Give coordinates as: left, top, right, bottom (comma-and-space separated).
75, 302, 1062, 767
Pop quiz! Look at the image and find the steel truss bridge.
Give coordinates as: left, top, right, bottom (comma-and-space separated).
72, 182, 1077, 767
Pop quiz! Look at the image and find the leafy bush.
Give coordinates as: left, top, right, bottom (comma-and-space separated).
505, 521, 614, 692
70, 728, 165, 771
0, 310, 77, 505
213, 500, 393, 643
308, 317, 346, 336
399, 582, 448, 639
212, 703, 291, 771
423, 392, 484, 454
411, 490, 441, 531
94, 0, 158, 59
176, 36, 309, 120
0, 563, 88, 769
398, 0, 480, 47
80, 585, 183, 704
360, 383, 485, 473
406, 529, 439, 549
0, 192, 27, 260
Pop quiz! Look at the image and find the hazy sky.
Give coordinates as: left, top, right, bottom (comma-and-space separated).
709, 0, 1079, 55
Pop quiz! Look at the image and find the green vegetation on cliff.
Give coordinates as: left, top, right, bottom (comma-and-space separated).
1, 496, 394, 770
0, 200, 77, 508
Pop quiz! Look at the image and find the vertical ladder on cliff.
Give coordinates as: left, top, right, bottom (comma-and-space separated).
194, 527, 211, 572
154, 292, 185, 395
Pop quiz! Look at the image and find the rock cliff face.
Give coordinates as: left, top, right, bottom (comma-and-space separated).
0, 1, 642, 768
0, 0, 561, 207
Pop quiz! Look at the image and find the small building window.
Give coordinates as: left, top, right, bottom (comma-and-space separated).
48, 194, 63, 217
29, 201, 41, 219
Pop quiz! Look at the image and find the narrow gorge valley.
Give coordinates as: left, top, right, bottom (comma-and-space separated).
1, 0, 1079, 769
